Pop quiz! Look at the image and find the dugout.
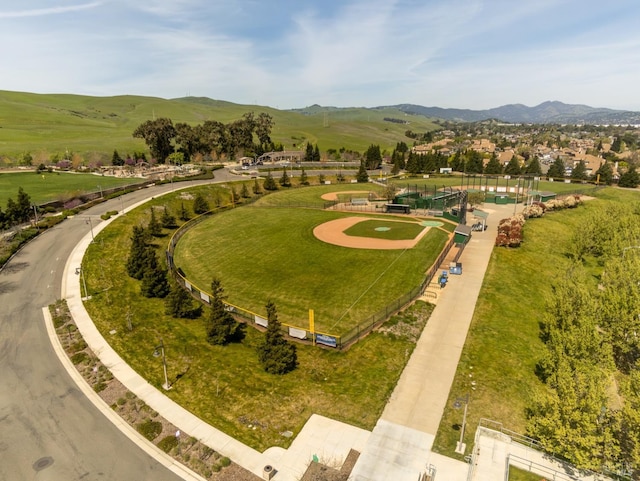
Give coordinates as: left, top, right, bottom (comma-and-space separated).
454, 224, 472, 244
385, 203, 411, 214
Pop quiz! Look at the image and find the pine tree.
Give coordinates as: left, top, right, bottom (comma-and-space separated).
279, 169, 291, 187
305, 142, 314, 161
161, 206, 176, 229
263, 170, 278, 191
571, 160, 588, 181
126, 225, 150, 279
206, 278, 243, 345
16, 187, 31, 223
356, 159, 369, 183
619, 167, 640, 188
256, 300, 297, 374
484, 153, 502, 174
525, 157, 542, 175
299, 168, 309, 185
240, 183, 251, 198
504, 156, 522, 176
165, 283, 202, 319
140, 248, 170, 298
178, 202, 190, 221
547, 158, 565, 179
253, 178, 263, 194
593, 162, 613, 185
193, 193, 210, 214
147, 208, 162, 237
313, 144, 321, 161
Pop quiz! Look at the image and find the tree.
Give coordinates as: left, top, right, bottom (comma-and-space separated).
112, 149, 124, 166
132, 118, 176, 163
161, 206, 176, 229
356, 159, 369, 183
240, 183, 251, 198
504, 156, 522, 176
165, 283, 202, 319
618, 167, 640, 188
140, 248, 170, 298
126, 225, 150, 280
611, 136, 622, 153
467, 191, 485, 209
279, 169, 291, 187
547, 158, 565, 179
256, 300, 297, 374
484, 153, 502, 174
525, 157, 542, 175
178, 202, 190, 221
263, 170, 278, 191
147, 208, 162, 237
571, 160, 588, 181
255, 112, 274, 149
313, 144, 321, 162
593, 162, 613, 185
193, 193, 210, 214
299, 168, 309, 185
465, 151, 484, 174
364, 144, 382, 170
253, 178, 262, 194
206, 278, 243, 345
304, 142, 314, 161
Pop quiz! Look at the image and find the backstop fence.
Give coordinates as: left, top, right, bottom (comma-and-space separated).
166, 201, 457, 350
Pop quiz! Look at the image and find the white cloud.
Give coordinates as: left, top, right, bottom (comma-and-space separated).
0, 2, 102, 19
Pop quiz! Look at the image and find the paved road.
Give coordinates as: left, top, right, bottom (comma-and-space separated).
0, 172, 236, 481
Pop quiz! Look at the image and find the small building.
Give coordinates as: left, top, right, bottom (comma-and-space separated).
454, 224, 472, 244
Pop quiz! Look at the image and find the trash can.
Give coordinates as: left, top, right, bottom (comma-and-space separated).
263, 465, 275, 480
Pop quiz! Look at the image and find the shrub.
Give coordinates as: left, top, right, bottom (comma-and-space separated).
71, 352, 89, 364
157, 435, 179, 453
136, 420, 162, 441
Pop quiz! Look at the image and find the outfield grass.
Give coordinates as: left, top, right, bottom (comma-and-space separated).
173, 199, 448, 336
432, 188, 624, 458
343, 219, 425, 240
0, 171, 142, 206
80, 183, 437, 450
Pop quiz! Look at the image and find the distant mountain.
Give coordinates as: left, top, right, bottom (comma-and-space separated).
387, 101, 640, 124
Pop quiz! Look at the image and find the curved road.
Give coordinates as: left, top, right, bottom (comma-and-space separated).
0, 170, 236, 481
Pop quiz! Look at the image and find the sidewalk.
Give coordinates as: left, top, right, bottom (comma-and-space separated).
350, 220, 498, 481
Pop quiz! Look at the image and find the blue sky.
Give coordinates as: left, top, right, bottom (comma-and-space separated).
1, 0, 639, 110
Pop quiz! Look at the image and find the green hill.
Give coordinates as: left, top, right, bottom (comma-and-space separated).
0, 91, 438, 162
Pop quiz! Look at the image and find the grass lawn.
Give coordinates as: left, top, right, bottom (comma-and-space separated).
508, 466, 547, 481
0, 171, 142, 206
80, 183, 437, 450
432, 188, 627, 458
343, 219, 425, 240
173, 200, 448, 336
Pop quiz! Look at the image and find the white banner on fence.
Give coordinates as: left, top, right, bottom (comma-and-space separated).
289, 327, 306, 339
185, 281, 192, 291
255, 315, 268, 327
200, 292, 210, 303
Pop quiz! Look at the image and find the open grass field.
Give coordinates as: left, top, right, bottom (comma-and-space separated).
0, 90, 438, 159
173, 186, 450, 336
81, 181, 439, 450
0, 171, 143, 206
432, 187, 636, 458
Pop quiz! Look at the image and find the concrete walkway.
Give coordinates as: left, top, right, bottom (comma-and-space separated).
350, 204, 515, 481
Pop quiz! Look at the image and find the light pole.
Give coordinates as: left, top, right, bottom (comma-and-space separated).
76, 266, 89, 300
85, 217, 94, 241
153, 339, 171, 390
454, 393, 469, 455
